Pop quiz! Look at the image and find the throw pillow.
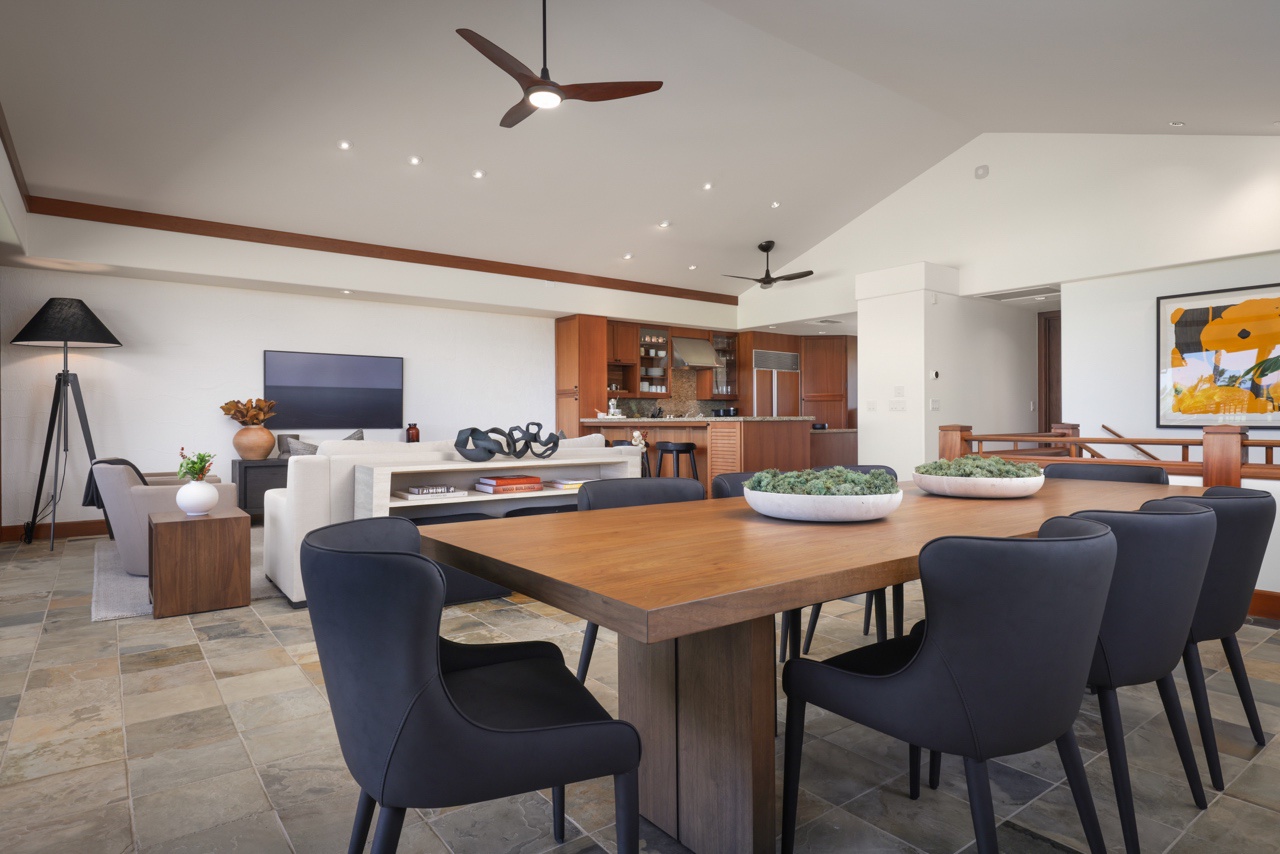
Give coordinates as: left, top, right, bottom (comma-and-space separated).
286, 437, 319, 456
343, 429, 364, 441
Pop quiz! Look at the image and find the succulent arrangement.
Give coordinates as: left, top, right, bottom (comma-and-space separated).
746, 467, 899, 496
220, 398, 277, 426
177, 448, 215, 481
914, 455, 1043, 478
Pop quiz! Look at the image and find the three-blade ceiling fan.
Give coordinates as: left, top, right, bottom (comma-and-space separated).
723, 241, 814, 289
457, 0, 663, 128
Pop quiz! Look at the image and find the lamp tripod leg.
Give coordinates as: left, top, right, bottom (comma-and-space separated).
24, 374, 65, 545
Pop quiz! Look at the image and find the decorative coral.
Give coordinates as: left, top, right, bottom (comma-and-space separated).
220, 398, 277, 426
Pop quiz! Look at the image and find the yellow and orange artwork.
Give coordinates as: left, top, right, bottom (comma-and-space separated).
1166, 296, 1280, 419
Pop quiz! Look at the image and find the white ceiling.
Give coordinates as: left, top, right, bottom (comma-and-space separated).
1, 1, 1276, 299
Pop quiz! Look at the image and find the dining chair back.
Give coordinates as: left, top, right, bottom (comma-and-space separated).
1044, 463, 1169, 484
577, 476, 705, 510
409, 512, 512, 603
711, 471, 754, 499
302, 516, 641, 853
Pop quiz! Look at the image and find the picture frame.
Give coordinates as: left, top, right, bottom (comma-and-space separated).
1157, 282, 1280, 428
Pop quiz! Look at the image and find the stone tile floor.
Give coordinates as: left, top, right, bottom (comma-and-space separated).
0, 534, 1278, 852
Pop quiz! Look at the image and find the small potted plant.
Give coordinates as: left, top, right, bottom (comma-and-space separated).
743, 466, 902, 522
913, 454, 1044, 499
175, 448, 218, 516
221, 398, 277, 459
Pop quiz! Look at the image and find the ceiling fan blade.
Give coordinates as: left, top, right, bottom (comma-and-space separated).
722, 274, 763, 282
499, 98, 538, 128
457, 29, 540, 87
561, 81, 663, 102
773, 271, 814, 282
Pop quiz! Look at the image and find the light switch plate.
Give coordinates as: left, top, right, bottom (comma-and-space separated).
930, 399, 941, 411
893, 385, 906, 398
889, 400, 907, 412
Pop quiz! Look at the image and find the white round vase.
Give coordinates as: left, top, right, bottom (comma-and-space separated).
175, 479, 219, 516
912, 473, 1045, 499
743, 487, 903, 522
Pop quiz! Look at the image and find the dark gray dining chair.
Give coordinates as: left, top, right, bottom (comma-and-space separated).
781, 517, 1117, 854
1149, 486, 1277, 790
574, 477, 706, 680
804, 465, 901, 655
1071, 505, 1216, 853
1044, 462, 1170, 484
301, 516, 640, 853
410, 512, 512, 603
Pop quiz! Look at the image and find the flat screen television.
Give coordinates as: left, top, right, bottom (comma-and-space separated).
264, 350, 403, 429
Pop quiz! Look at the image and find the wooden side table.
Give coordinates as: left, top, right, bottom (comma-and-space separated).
148, 506, 251, 619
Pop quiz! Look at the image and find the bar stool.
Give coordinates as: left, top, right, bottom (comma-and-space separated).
607, 440, 650, 477
654, 441, 698, 480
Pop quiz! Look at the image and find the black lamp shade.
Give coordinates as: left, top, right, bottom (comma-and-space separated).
11, 298, 121, 348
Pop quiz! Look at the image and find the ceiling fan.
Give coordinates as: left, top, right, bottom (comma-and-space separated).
723, 241, 814, 289
457, 1, 663, 128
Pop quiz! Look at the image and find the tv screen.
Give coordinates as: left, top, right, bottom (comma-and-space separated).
264, 350, 403, 429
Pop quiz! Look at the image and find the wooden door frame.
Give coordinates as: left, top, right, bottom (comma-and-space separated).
1037, 310, 1061, 433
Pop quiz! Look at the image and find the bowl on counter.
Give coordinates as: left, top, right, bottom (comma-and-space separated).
912, 472, 1045, 499
743, 487, 903, 522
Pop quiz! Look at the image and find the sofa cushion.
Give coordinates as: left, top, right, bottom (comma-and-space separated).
287, 437, 320, 456
343, 429, 364, 441
558, 433, 606, 449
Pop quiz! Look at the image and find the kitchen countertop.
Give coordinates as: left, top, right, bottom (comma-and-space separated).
813, 428, 857, 433
581, 417, 815, 424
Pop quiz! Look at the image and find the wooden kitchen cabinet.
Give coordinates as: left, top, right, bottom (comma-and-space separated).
555, 315, 608, 437
607, 321, 640, 364
801, 335, 849, 428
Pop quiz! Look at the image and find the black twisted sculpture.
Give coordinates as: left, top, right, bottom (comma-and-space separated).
455, 422, 560, 462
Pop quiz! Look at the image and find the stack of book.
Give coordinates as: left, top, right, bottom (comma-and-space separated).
544, 478, 593, 492
475, 474, 543, 494
393, 485, 471, 501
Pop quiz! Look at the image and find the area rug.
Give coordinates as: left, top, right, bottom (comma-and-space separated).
91, 526, 283, 621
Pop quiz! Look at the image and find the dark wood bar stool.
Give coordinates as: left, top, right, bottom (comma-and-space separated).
607, 439, 650, 477
654, 441, 698, 480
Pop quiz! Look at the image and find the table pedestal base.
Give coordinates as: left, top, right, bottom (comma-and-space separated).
618, 616, 775, 854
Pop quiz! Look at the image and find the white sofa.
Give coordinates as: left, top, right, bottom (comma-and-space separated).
263, 434, 638, 604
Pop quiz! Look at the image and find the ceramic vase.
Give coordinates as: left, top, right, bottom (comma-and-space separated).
175, 479, 219, 516
233, 425, 275, 460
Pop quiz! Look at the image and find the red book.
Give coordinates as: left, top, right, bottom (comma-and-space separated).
476, 475, 542, 486
474, 483, 544, 494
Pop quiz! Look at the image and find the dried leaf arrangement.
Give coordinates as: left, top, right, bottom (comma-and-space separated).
177, 448, 215, 481
220, 398, 277, 426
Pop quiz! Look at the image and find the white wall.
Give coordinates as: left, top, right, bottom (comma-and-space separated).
856, 290, 927, 477
1062, 249, 1280, 591
0, 266, 555, 526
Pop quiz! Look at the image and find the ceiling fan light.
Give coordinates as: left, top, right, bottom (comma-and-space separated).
527, 86, 563, 109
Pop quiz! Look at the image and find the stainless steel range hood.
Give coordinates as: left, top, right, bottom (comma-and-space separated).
671, 337, 722, 369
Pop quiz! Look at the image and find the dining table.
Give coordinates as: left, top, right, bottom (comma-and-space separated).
418, 477, 1202, 854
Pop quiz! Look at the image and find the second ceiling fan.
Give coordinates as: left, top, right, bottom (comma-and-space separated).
458, 0, 663, 128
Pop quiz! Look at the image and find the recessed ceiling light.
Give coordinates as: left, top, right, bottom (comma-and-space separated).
702, 182, 713, 191
472, 169, 486, 179
342, 290, 352, 294
688, 265, 697, 270
408, 155, 422, 166
622, 253, 633, 260
1034, 296, 1047, 301
1169, 121, 1185, 127
658, 220, 670, 228
768, 325, 777, 329
818, 330, 827, 334
770, 201, 781, 209
337, 140, 352, 150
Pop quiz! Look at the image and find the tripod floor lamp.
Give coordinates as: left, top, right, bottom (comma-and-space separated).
11, 298, 121, 548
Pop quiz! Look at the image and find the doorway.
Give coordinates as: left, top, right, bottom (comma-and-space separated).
1038, 310, 1061, 432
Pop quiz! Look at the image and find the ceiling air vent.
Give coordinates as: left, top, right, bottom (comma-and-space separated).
753, 350, 800, 372
805, 318, 843, 325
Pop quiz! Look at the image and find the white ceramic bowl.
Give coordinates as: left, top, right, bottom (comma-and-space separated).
912, 472, 1045, 499
743, 487, 903, 522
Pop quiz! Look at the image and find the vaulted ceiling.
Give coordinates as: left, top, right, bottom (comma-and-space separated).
1, 0, 1275, 297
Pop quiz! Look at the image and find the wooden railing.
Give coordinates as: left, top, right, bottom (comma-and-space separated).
938, 423, 1280, 487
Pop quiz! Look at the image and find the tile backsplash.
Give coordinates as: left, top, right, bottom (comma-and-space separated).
615, 368, 718, 417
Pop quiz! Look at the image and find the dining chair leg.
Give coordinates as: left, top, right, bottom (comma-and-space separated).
370, 805, 406, 854
1097, 687, 1139, 854
802, 603, 822, 654
576, 622, 599, 682
552, 784, 566, 843
779, 609, 802, 661
909, 744, 922, 799
1182, 641, 1225, 790
781, 694, 808, 854
962, 757, 999, 854
874, 589, 888, 644
779, 610, 792, 662
929, 750, 942, 790
614, 768, 639, 854
1057, 729, 1106, 854
348, 790, 377, 854
1155, 673, 1208, 809
892, 583, 905, 638
862, 591, 875, 635
1221, 634, 1267, 746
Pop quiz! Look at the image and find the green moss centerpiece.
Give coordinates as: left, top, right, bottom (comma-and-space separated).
912, 454, 1044, 498
743, 466, 902, 522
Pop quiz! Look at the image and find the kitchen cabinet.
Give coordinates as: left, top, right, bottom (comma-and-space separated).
555, 315, 608, 438
696, 332, 738, 399
607, 321, 639, 364
801, 335, 848, 428
637, 326, 670, 398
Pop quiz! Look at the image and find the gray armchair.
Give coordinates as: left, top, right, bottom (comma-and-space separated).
92, 461, 236, 576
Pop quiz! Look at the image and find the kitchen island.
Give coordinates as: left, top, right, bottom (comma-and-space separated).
580, 416, 813, 494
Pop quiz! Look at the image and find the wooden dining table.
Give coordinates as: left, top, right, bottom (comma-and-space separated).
418, 478, 1202, 854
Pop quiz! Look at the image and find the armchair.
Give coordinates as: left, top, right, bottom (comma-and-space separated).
92, 461, 237, 576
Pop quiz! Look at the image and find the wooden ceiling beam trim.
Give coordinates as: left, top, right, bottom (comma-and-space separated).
24, 196, 738, 306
